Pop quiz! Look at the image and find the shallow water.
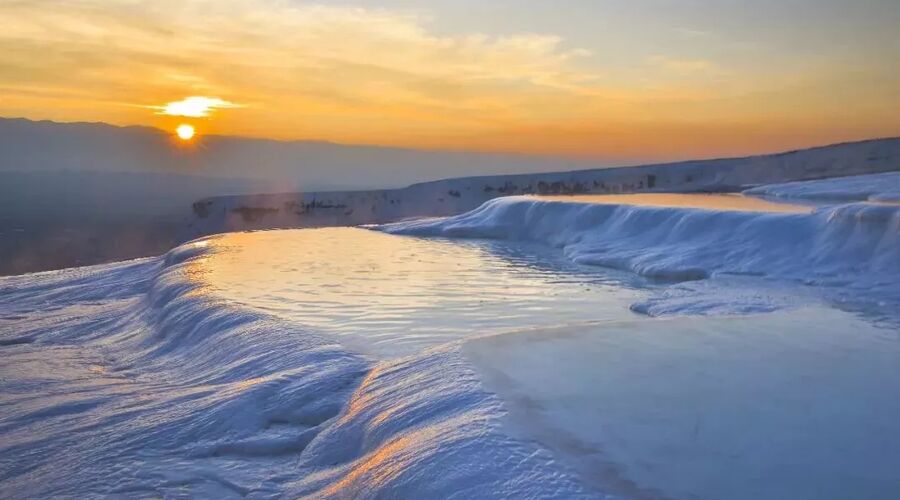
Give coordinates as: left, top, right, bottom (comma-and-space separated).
194, 223, 900, 499
532, 192, 813, 212
201, 227, 646, 357
468, 309, 900, 500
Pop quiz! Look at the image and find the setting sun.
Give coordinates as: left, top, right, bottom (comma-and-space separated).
176, 124, 195, 141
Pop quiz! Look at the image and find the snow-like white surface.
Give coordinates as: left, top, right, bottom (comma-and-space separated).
743, 171, 900, 203
467, 311, 900, 500
2, 173, 900, 498
0, 240, 599, 498
380, 194, 900, 316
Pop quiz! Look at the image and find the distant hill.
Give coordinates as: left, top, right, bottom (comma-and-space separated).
190, 136, 900, 236
0, 117, 610, 191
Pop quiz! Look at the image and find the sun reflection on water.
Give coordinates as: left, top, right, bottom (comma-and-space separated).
197, 228, 641, 357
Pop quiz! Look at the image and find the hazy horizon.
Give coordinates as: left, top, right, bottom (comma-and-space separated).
5, 115, 898, 173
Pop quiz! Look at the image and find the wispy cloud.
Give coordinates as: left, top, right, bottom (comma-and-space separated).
673, 27, 712, 39
147, 96, 241, 118
0, 1, 599, 134
0, 0, 897, 158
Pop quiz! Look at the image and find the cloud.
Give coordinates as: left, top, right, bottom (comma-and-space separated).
0, 1, 595, 99
148, 96, 240, 117
0, 0, 897, 157
0, 0, 604, 138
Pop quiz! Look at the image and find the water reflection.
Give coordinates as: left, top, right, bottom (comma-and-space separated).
201, 228, 645, 357
532, 193, 813, 213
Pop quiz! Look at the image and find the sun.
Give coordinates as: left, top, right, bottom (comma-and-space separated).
176, 124, 195, 141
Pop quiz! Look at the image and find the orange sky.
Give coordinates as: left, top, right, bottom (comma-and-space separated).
1, 0, 898, 161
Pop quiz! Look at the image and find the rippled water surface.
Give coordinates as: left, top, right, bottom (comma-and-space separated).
201, 227, 646, 356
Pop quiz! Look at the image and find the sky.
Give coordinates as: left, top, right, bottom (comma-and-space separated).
1, 0, 899, 163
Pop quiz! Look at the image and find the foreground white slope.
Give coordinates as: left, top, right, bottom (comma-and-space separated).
0, 242, 596, 498
1, 173, 899, 498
